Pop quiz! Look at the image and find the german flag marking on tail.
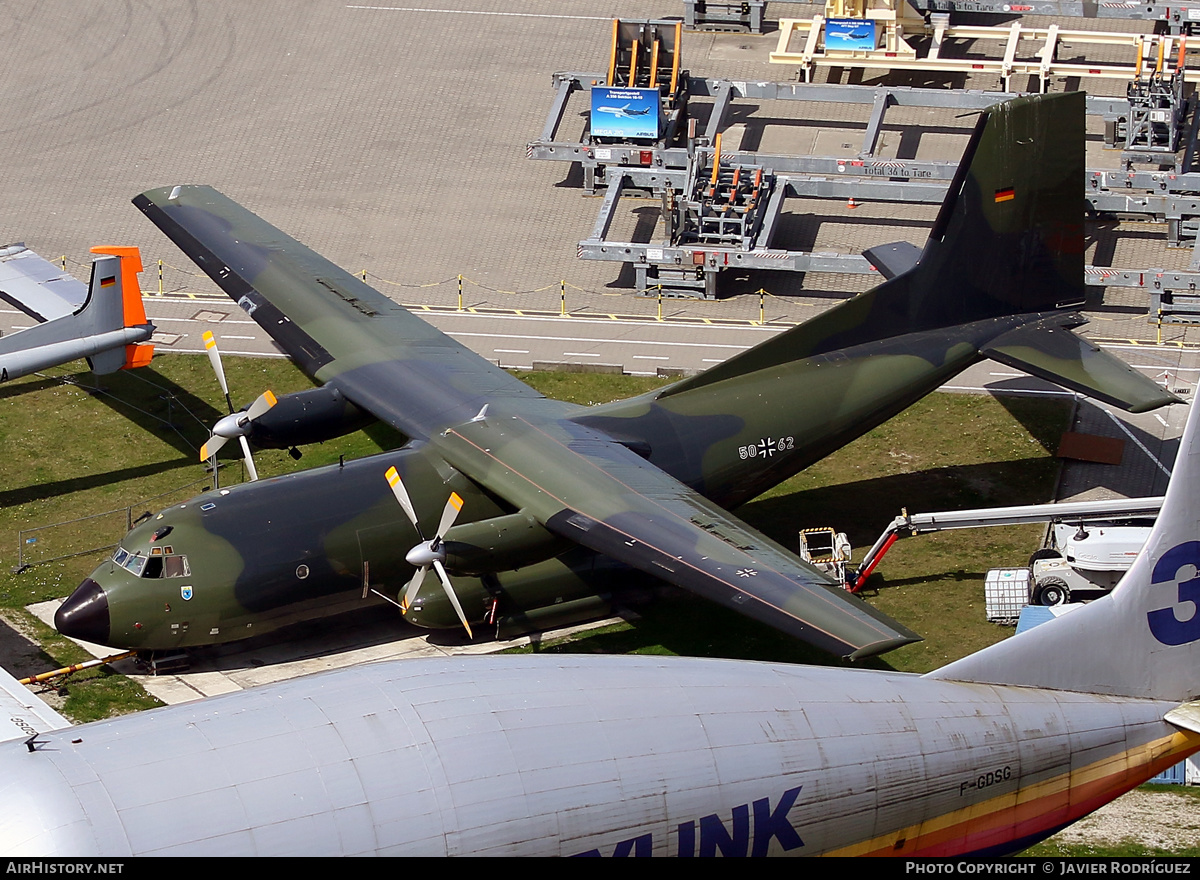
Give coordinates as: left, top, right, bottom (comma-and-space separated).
994, 187, 1015, 203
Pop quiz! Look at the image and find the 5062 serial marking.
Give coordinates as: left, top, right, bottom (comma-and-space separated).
740, 436, 795, 460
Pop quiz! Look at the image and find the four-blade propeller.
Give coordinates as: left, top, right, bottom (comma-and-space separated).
384, 465, 473, 638
200, 330, 277, 481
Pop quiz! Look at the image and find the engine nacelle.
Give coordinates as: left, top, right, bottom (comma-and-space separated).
247, 384, 374, 449
442, 511, 571, 576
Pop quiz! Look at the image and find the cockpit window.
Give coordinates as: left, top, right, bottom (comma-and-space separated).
121, 553, 148, 577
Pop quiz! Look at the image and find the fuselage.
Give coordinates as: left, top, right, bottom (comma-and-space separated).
3, 655, 1196, 856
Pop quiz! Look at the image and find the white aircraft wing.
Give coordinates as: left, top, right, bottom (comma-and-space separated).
0, 244, 89, 323
0, 664, 69, 743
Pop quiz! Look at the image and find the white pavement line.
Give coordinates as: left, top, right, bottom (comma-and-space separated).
451, 331, 750, 350
1103, 409, 1173, 478
167, 346, 288, 358
1128, 364, 1200, 371
437, 310, 783, 333
152, 316, 256, 325
562, 352, 601, 357
346, 6, 611, 20
493, 349, 529, 354
941, 385, 1075, 398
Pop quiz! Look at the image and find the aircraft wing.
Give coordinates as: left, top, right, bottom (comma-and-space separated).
0, 244, 88, 323
133, 186, 572, 440
0, 665, 68, 743
432, 413, 920, 659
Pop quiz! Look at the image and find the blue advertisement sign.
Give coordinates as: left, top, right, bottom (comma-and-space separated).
590, 86, 660, 140
824, 18, 877, 51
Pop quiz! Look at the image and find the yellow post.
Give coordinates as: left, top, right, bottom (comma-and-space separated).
657, 285, 663, 321
759, 288, 765, 324
60, 255, 66, 271
607, 19, 619, 86
158, 260, 164, 296
362, 269, 367, 282
458, 274, 463, 312
560, 280, 566, 317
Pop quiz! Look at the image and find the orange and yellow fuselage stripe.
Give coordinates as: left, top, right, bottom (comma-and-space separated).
827, 727, 1200, 857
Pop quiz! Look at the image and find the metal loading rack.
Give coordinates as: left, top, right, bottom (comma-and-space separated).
530, 77, 1190, 193
674, 137, 771, 249
581, 164, 886, 299
607, 19, 684, 100
539, 76, 1200, 305
535, 77, 1023, 194
564, 19, 689, 196
770, 14, 1200, 92
686, 0, 1200, 36
905, 0, 1200, 34
1123, 37, 1192, 154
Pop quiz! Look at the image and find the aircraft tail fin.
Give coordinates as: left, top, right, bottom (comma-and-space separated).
931, 399, 1200, 703
658, 93, 1179, 412
904, 90, 1086, 321
82, 247, 154, 374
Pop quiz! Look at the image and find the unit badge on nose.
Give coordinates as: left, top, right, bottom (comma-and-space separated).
181, 585, 194, 601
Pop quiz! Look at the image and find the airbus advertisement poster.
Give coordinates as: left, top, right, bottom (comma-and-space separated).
824, 17, 878, 51
590, 86, 660, 140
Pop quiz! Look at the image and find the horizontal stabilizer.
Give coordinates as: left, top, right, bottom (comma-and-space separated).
862, 241, 922, 281
1166, 701, 1200, 735
981, 317, 1180, 413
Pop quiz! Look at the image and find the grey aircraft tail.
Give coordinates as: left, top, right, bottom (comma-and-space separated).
931, 397, 1200, 707
77, 248, 155, 374
660, 92, 1175, 414
0, 251, 154, 381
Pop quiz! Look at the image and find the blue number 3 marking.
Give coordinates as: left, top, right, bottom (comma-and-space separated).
1148, 541, 1200, 646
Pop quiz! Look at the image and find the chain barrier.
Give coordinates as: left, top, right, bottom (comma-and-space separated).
57, 253, 797, 327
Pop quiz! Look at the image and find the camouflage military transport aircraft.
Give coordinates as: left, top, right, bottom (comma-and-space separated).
55, 92, 1175, 658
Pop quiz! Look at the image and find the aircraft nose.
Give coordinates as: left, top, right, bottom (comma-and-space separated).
54, 578, 111, 646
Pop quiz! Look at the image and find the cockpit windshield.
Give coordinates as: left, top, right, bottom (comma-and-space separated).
112, 545, 190, 579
